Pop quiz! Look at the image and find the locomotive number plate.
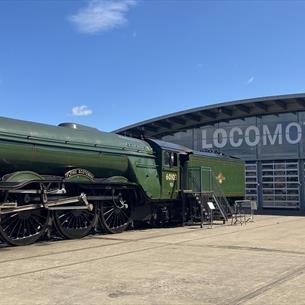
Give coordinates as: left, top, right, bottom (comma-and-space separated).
165, 173, 177, 181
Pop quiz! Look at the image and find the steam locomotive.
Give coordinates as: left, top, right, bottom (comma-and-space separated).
0, 117, 245, 246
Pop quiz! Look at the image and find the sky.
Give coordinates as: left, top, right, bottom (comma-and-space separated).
0, 0, 305, 132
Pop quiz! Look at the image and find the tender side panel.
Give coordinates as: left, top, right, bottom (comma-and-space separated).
186, 155, 245, 197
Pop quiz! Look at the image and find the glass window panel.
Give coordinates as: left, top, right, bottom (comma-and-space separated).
287, 163, 298, 169
274, 171, 286, 176
262, 176, 273, 180
288, 190, 299, 195
274, 176, 285, 182
262, 165, 274, 169
287, 183, 299, 188
287, 196, 299, 201
263, 188, 274, 194
274, 163, 286, 169
287, 170, 298, 176
265, 185, 275, 189
246, 183, 258, 188
275, 189, 286, 195
287, 176, 299, 182
246, 177, 257, 182
274, 183, 286, 188
263, 196, 274, 201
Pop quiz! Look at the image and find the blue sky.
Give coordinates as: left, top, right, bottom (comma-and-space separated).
0, 0, 305, 131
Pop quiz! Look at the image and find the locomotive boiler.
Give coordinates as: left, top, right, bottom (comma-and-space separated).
0, 117, 245, 246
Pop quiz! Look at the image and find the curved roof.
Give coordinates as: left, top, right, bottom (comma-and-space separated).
114, 93, 305, 138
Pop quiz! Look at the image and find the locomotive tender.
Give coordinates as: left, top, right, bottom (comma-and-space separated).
0, 117, 245, 246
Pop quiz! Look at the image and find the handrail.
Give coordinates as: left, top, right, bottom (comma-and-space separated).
185, 166, 233, 221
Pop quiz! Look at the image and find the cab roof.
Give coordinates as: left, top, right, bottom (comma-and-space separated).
147, 139, 192, 155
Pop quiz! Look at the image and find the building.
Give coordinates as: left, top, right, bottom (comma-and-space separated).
115, 93, 305, 213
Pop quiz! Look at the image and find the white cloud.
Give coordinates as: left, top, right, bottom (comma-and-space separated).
247, 76, 254, 84
71, 105, 93, 116
69, 0, 136, 34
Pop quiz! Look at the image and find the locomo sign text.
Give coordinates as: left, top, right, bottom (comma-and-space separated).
202, 122, 303, 149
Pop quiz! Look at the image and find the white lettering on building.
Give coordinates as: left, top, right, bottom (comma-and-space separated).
245, 126, 260, 146
201, 129, 212, 149
229, 127, 243, 147
286, 122, 302, 144
263, 124, 282, 145
201, 122, 303, 149
214, 128, 227, 148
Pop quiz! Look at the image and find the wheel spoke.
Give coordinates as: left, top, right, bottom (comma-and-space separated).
105, 210, 115, 222
28, 217, 37, 233
118, 212, 127, 227
25, 219, 30, 237
31, 215, 43, 228
1, 214, 18, 224
67, 214, 74, 228
10, 218, 21, 238
103, 208, 114, 216
15, 219, 23, 239
81, 212, 91, 224
121, 209, 129, 220
3, 217, 18, 232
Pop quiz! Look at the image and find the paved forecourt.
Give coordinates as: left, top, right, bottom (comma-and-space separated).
1, 215, 305, 305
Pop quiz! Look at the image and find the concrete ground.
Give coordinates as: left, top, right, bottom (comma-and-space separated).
1, 215, 305, 305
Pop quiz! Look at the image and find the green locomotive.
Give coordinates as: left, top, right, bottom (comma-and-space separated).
0, 117, 245, 246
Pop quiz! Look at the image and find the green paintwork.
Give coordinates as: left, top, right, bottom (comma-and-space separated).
145, 141, 180, 200
161, 167, 179, 199
3, 171, 44, 182
102, 176, 129, 183
0, 117, 245, 201
0, 117, 161, 198
160, 151, 179, 200
127, 156, 161, 199
184, 154, 245, 197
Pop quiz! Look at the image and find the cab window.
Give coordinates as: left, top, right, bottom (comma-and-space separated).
164, 151, 178, 167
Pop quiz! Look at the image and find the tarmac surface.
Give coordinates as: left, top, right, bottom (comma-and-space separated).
1, 215, 305, 305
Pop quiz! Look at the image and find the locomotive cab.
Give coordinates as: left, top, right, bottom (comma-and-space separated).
146, 139, 192, 200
